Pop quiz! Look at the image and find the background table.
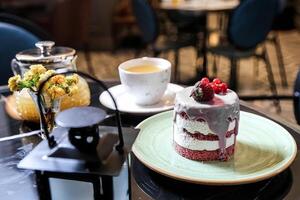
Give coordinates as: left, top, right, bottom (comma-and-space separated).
160, 0, 239, 12
0, 81, 299, 199
159, 0, 239, 79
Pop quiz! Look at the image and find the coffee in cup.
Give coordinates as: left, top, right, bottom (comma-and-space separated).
118, 57, 171, 105
125, 65, 161, 73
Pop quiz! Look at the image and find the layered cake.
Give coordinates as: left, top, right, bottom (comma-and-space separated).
173, 78, 239, 161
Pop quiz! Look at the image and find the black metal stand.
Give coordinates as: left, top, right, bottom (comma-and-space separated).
18, 70, 140, 200
35, 171, 114, 200
36, 71, 124, 152
36, 171, 52, 200
18, 126, 139, 200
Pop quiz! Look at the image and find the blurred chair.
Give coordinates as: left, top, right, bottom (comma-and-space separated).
165, 10, 206, 74
266, 0, 296, 87
293, 70, 300, 124
131, 0, 198, 82
166, 10, 206, 35
207, 0, 278, 93
207, 0, 281, 111
0, 13, 50, 86
112, 0, 137, 49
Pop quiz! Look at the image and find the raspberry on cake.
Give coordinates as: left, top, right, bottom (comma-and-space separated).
173, 77, 240, 161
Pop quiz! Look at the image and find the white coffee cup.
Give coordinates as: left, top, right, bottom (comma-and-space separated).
118, 57, 171, 105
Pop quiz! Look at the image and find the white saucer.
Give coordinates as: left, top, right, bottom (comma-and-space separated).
99, 83, 184, 115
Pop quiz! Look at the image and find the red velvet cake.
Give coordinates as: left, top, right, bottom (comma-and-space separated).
173, 78, 240, 161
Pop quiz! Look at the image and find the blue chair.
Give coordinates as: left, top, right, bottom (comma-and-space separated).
267, 0, 296, 87
208, 0, 278, 91
293, 70, 300, 124
0, 13, 50, 86
132, 0, 198, 82
207, 0, 280, 111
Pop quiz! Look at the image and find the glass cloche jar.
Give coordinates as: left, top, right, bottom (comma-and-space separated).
11, 41, 77, 76
10, 41, 91, 122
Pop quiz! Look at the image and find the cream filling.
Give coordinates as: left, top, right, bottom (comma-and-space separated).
176, 116, 236, 135
173, 124, 235, 151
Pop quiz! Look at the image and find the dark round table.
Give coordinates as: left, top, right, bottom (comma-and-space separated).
0, 81, 299, 200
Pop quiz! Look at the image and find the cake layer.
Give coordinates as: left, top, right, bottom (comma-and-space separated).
174, 142, 235, 161
183, 128, 235, 141
173, 124, 235, 151
176, 113, 236, 135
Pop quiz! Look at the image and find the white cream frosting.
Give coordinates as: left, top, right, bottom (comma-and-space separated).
175, 116, 236, 135
175, 87, 239, 109
173, 124, 235, 151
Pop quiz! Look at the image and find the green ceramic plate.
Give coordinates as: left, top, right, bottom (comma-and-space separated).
132, 111, 297, 185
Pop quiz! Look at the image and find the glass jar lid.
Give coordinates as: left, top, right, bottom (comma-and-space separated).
15, 41, 76, 64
